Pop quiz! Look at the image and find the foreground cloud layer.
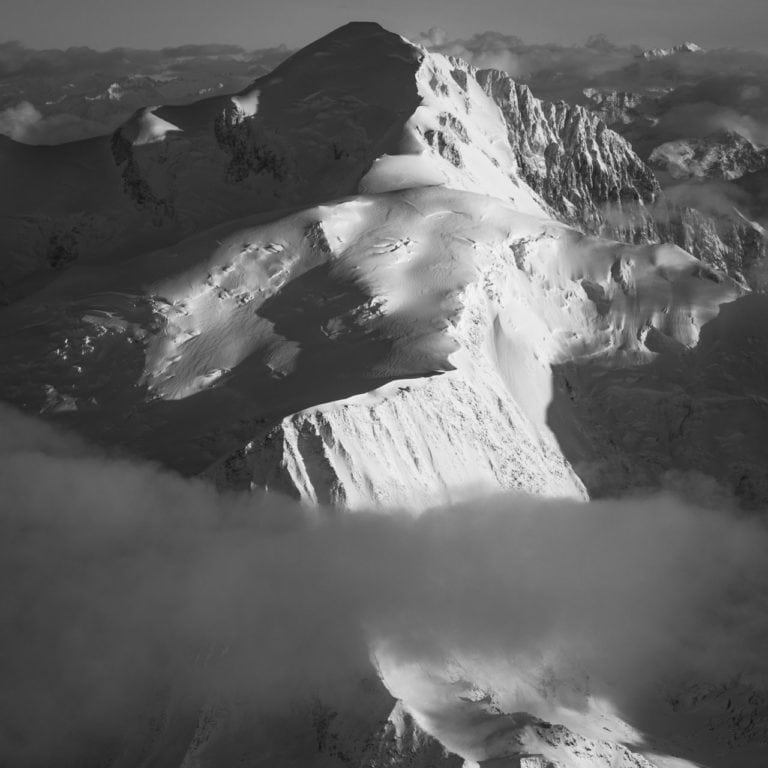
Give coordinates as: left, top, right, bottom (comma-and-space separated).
1, 404, 767, 766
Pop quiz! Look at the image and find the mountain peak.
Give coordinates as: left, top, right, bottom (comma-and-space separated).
277, 20, 413, 65
641, 41, 704, 58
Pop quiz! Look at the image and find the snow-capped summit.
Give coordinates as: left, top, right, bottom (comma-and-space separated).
641, 41, 705, 59
649, 130, 768, 181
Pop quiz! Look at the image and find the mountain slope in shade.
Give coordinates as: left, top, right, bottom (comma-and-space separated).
551, 293, 768, 507
0, 23, 423, 302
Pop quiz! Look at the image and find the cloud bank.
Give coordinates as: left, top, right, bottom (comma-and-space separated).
1, 404, 767, 766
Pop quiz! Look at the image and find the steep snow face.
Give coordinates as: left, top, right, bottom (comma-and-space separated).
229, 222, 739, 509
131, 183, 735, 507
360, 51, 550, 217
0, 184, 739, 504
228, 372, 585, 509
649, 132, 768, 181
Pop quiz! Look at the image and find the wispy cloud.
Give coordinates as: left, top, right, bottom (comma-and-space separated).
0, 100, 108, 143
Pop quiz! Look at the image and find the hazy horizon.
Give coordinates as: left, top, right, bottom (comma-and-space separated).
3, 0, 768, 53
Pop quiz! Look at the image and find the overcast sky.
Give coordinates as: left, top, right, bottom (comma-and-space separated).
3, 0, 768, 51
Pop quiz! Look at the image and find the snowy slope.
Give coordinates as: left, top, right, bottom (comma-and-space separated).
205, 189, 738, 508
0, 23, 745, 505
649, 132, 768, 181
0, 181, 739, 507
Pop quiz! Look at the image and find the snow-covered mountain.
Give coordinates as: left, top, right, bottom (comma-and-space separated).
649, 131, 768, 181
640, 42, 704, 59
1, 21, 766, 768
0, 23, 739, 501
1, 24, 664, 304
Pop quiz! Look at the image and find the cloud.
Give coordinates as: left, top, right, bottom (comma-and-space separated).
0, 100, 110, 143
655, 101, 768, 146
415, 30, 642, 98
414, 26, 448, 48
1, 404, 767, 766
661, 178, 754, 216
0, 101, 42, 140
0, 41, 292, 143
0, 41, 251, 80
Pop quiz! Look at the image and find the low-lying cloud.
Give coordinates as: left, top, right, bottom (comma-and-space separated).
413, 28, 640, 86
655, 101, 768, 146
0, 100, 108, 143
1, 404, 767, 766
0, 101, 43, 140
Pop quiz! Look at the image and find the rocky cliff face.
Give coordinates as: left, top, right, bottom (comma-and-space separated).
456, 63, 767, 288
582, 88, 649, 127
473, 66, 660, 229
649, 131, 768, 181
653, 202, 768, 289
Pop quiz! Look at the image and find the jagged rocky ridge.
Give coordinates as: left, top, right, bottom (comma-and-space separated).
648, 131, 768, 181
421, 60, 766, 290
472, 66, 659, 227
